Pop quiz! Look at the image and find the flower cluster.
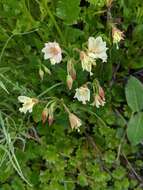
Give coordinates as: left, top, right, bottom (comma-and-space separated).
18, 36, 109, 131
80, 36, 108, 76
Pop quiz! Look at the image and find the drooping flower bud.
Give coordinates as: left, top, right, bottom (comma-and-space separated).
106, 0, 113, 7
91, 86, 105, 108
67, 59, 76, 80
48, 102, 56, 126
48, 113, 54, 126
43, 66, 51, 75
42, 108, 49, 124
69, 113, 82, 131
39, 68, 44, 80
99, 86, 105, 101
66, 74, 73, 90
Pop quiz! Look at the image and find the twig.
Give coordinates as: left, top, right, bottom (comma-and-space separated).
122, 152, 143, 183
0, 28, 39, 64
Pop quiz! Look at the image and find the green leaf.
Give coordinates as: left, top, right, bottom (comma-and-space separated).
0, 80, 9, 94
32, 104, 44, 123
77, 173, 88, 187
56, 0, 80, 24
86, 0, 106, 7
125, 76, 143, 112
127, 112, 143, 145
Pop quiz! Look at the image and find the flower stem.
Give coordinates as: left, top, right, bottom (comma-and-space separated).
37, 82, 62, 98
46, 6, 66, 44
79, 107, 107, 128
0, 28, 39, 64
62, 102, 70, 114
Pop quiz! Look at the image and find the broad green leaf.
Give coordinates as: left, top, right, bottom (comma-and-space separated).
56, 0, 80, 24
125, 76, 143, 112
127, 112, 143, 145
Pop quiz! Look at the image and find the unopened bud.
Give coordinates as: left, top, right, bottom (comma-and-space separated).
67, 60, 76, 80
66, 75, 73, 90
39, 68, 44, 80
69, 113, 82, 131
42, 108, 48, 124
48, 114, 54, 126
106, 0, 113, 7
99, 86, 105, 101
43, 66, 51, 75
48, 102, 56, 126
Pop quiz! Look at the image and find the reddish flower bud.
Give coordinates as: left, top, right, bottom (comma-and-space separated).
42, 108, 48, 124
67, 60, 76, 80
66, 74, 73, 90
48, 115, 54, 126
99, 86, 105, 101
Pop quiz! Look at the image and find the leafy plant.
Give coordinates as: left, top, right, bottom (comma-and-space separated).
1, 0, 143, 189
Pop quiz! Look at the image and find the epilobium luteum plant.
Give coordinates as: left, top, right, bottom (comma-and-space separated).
18, 36, 108, 131
1, 0, 143, 189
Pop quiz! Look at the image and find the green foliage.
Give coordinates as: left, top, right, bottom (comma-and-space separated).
127, 112, 143, 145
87, 0, 106, 7
126, 76, 143, 145
1, 0, 143, 189
125, 76, 143, 112
56, 0, 81, 24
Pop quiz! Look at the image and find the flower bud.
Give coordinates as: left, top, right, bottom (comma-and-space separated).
69, 113, 82, 131
43, 66, 51, 75
66, 74, 73, 90
99, 86, 105, 101
42, 108, 49, 124
48, 102, 56, 126
48, 114, 54, 126
39, 68, 44, 80
67, 60, 76, 80
106, 0, 113, 7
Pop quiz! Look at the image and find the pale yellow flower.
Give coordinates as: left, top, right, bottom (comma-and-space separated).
80, 51, 96, 76
92, 87, 105, 108
18, 96, 38, 114
88, 36, 108, 62
112, 27, 124, 49
74, 86, 90, 104
69, 113, 82, 131
42, 42, 62, 65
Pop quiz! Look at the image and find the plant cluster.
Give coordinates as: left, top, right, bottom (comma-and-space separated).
0, 0, 143, 190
